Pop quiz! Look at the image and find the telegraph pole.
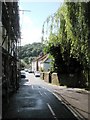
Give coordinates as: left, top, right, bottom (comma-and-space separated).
19, 10, 31, 12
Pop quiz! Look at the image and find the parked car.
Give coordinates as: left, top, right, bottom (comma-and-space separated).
28, 69, 33, 73
24, 69, 28, 72
20, 71, 26, 78
34, 71, 40, 77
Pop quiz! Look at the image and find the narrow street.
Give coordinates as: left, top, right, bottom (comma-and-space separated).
3, 72, 78, 120
1, 1, 90, 120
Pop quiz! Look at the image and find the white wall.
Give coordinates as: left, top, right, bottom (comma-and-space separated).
40, 58, 52, 72
32, 61, 37, 71
46, 59, 51, 63
43, 62, 51, 71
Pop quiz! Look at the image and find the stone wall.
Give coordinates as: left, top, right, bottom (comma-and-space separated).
40, 72, 44, 80
43, 72, 50, 83
51, 73, 60, 85
40, 72, 87, 88
40, 72, 59, 85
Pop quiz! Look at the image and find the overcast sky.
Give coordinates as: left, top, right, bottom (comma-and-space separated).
19, 1, 63, 46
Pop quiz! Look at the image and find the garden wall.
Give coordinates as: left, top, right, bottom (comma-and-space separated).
40, 72, 87, 88
51, 73, 60, 85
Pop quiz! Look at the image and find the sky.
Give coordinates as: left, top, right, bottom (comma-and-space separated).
19, 1, 63, 46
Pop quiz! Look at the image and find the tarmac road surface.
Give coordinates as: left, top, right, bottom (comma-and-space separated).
3, 72, 79, 120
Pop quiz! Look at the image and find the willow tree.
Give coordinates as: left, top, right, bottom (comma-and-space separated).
65, 2, 90, 87
42, 2, 90, 88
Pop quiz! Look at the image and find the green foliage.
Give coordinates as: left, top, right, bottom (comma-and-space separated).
20, 59, 27, 68
18, 42, 44, 64
23, 57, 29, 64
42, 2, 90, 88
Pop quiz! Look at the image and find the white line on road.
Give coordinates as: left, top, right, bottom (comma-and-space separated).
47, 103, 58, 120
52, 93, 62, 101
32, 85, 33, 89
44, 92, 47, 95
42, 86, 51, 92
44, 92, 51, 100
39, 91, 42, 96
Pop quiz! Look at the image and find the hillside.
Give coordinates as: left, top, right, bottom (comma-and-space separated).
18, 42, 44, 65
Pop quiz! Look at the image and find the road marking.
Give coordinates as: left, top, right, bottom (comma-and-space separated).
42, 86, 51, 92
44, 92, 51, 100
63, 102, 83, 120
39, 91, 42, 96
32, 85, 33, 89
47, 103, 58, 120
44, 92, 47, 95
17, 109, 19, 113
39, 86, 80, 119
42, 86, 46, 90
52, 93, 62, 101
53, 92, 84, 120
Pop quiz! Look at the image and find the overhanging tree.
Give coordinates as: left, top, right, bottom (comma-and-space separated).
42, 1, 90, 88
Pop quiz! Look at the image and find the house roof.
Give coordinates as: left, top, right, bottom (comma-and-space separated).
41, 54, 50, 63
42, 55, 49, 62
32, 54, 49, 62
32, 55, 45, 62
38, 54, 48, 61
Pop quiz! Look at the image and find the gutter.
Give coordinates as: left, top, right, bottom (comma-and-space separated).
53, 91, 88, 120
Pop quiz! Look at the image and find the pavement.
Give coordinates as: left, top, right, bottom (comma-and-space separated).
48, 84, 90, 120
